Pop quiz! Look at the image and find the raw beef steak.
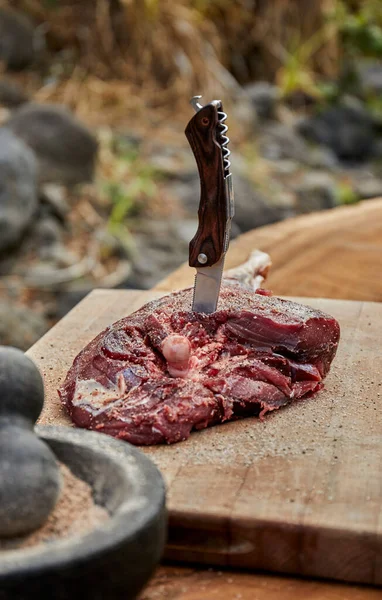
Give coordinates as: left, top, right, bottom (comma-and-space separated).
59, 285, 340, 445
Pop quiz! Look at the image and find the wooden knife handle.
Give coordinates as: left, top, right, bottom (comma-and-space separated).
185, 104, 227, 268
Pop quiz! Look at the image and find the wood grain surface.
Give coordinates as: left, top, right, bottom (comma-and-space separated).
185, 103, 228, 267
155, 198, 382, 301
29, 289, 382, 591
139, 565, 382, 600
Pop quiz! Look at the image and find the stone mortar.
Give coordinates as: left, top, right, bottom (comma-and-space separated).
0, 426, 167, 600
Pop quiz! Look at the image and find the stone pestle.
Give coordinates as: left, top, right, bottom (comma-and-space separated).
0, 346, 61, 537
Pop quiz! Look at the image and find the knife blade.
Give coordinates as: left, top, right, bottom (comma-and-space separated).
185, 96, 234, 314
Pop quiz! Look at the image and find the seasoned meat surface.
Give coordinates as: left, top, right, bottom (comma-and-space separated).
59, 285, 340, 445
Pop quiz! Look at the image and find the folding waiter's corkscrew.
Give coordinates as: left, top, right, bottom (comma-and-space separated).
185, 95, 234, 313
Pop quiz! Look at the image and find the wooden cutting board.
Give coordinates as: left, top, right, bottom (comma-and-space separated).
29, 289, 382, 586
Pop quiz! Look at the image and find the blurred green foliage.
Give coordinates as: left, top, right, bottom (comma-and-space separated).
141, 0, 160, 22
334, 0, 382, 58
277, 29, 331, 98
99, 136, 160, 243
366, 95, 382, 120
334, 181, 360, 206
277, 0, 382, 101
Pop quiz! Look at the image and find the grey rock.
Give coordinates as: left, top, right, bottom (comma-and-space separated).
272, 191, 296, 216
0, 128, 38, 253
0, 347, 61, 537
171, 219, 198, 245
231, 173, 286, 231
0, 79, 29, 108
166, 178, 195, 209
231, 94, 257, 131
227, 150, 248, 174
0, 346, 44, 421
40, 183, 70, 221
6, 103, 98, 186
355, 177, 382, 199
125, 217, 242, 290
347, 168, 382, 200
149, 153, 183, 175
56, 289, 91, 319
115, 131, 143, 149
129, 219, 189, 289
55, 259, 132, 317
24, 253, 96, 288
297, 105, 376, 163
374, 139, 382, 160
0, 8, 35, 70
341, 94, 370, 114
0, 426, 61, 537
357, 60, 382, 95
47, 245, 79, 268
294, 172, 337, 214
32, 216, 63, 248
259, 121, 338, 169
95, 228, 129, 259
284, 89, 318, 111
0, 253, 17, 276
270, 159, 300, 175
258, 122, 312, 163
307, 146, 338, 170
29, 216, 66, 262
244, 81, 279, 121
147, 141, 195, 177
99, 260, 132, 289
0, 301, 49, 350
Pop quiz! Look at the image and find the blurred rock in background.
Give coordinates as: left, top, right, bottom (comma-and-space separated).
0, 79, 29, 108
0, 7, 36, 70
0, 128, 37, 253
5, 103, 98, 185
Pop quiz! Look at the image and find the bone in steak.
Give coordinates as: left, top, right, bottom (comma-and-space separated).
59, 284, 340, 445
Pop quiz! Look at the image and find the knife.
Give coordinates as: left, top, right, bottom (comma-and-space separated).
185, 95, 234, 314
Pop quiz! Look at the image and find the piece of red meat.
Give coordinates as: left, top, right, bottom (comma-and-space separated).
59, 285, 340, 445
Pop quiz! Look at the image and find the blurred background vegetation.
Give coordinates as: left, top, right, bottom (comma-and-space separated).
0, 0, 381, 348
0, 1, 335, 117
4, 0, 381, 115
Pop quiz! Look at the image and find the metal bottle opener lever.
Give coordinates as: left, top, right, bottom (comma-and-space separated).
185, 95, 234, 314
